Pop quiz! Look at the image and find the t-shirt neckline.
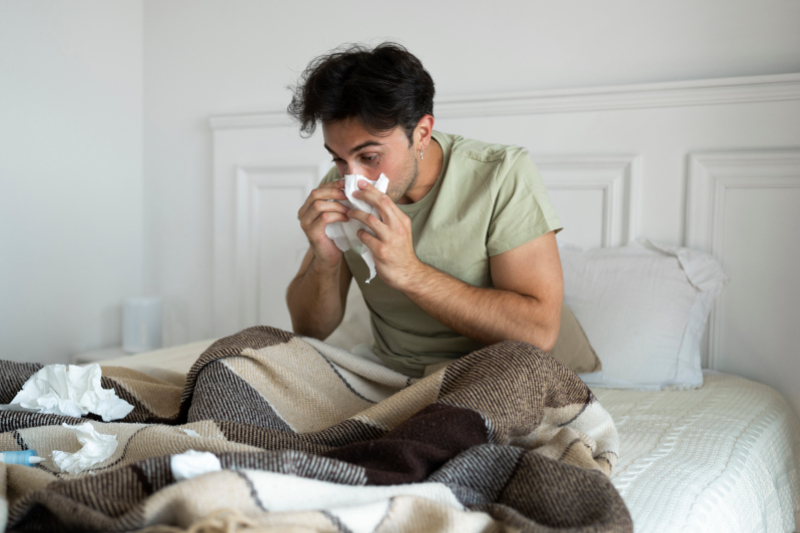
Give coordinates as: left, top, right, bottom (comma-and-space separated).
397, 130, 450, 215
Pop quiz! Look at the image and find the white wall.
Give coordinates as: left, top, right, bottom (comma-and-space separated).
142, 0, 800, 346
0, 1, 144, 364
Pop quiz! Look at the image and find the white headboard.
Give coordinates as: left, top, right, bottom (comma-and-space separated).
210, 73, 800, 415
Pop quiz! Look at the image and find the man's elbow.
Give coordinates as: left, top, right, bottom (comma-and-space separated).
536, 327, 559, 353
289, 315, 340, 341
288, 308, 343, 341
516, 330, 557, 353
290, 323, 328, 341
531, 300, 562, 353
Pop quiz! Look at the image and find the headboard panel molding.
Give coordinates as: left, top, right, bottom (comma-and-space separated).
686, 149, 800, 412
536, 155, 642, 248
209, 73, 800, 129
214, 159, 328, 336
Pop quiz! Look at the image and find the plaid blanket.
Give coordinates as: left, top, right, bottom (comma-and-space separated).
0, 326, 631, 532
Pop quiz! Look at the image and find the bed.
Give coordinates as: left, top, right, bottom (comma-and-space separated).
3, 246, 800, 533
95, 339, 800, 533
88, 240, 800, 532
79, 244, 800, 532
2, 241, 797, 532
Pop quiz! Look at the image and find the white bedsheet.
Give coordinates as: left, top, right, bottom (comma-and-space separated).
99, 346, 800, 533
595, 371, 800, 533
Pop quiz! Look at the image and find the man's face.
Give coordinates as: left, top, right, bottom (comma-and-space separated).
322, 117, 418, 203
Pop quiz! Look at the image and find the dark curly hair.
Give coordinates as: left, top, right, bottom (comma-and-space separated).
287, 42, 435, 144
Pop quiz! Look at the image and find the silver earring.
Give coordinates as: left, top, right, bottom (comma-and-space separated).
420, 149, 424, 160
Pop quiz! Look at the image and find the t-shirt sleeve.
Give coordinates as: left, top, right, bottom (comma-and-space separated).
487, 149, 562, 256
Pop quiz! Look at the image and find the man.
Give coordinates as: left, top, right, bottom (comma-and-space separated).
286, 43, 564, 378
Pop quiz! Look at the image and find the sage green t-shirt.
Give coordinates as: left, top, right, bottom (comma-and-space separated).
321, 131, 562, 377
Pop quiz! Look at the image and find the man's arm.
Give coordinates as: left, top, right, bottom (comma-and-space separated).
401, 232, 562, 351
348, 180, 563, 351
286, 179, 353, 340
286, 249, 352, 340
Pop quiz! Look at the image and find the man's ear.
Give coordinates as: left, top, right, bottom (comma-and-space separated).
414, 114, 435, 152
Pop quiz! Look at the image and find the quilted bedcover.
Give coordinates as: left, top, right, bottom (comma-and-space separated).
597, 372, 800, 533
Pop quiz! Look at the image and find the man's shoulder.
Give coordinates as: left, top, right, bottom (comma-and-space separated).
437, 131, 528, 166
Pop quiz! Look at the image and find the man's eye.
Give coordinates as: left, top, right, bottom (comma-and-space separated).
363, 155, 377, 162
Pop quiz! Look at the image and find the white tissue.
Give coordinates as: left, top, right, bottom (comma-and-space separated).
170, 449, 222, 481
0, 363, 134, 422
52, 422, 118, 474
325, 173, 390, 283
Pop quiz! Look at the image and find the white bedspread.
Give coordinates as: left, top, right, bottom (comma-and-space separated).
595, 371, 800, 533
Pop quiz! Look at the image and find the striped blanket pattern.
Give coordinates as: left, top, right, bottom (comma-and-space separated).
0, 326, 631, 532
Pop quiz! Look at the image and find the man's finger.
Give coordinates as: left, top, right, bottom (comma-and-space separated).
299, 200, 349, 229
354, 180, 398, 225
309, 211, 349, 235
347, 208, 388, 240
357, 228, 379, 252
297, 182, 347, 220
321, 178, 346, 190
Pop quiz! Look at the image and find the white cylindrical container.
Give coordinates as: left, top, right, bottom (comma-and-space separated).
123, 297, 163, 353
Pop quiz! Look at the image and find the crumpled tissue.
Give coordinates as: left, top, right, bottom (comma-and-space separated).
52, 422, 118, 474
0, 363, 134, 422
170, 449, 222, 481
325, 173, 390, 283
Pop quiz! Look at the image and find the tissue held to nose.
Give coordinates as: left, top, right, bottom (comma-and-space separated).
324, 173, 390, 283
0, 363, 134, 422
52, 422, 118, 474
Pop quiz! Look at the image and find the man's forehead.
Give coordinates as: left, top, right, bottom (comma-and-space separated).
322, 120, 403, 154
324, 140, 384, 155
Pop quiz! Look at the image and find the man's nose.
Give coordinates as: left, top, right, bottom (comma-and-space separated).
344, 161, 367, 177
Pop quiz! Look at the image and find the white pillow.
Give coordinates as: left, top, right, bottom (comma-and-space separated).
561, 239, 728, 390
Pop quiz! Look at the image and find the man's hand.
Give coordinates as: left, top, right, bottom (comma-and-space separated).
297, 179, 350, 269
288, 179, 354, 340
348, 179, 424, 289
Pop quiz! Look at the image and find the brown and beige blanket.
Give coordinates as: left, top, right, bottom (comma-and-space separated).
0, 326, 632, 532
